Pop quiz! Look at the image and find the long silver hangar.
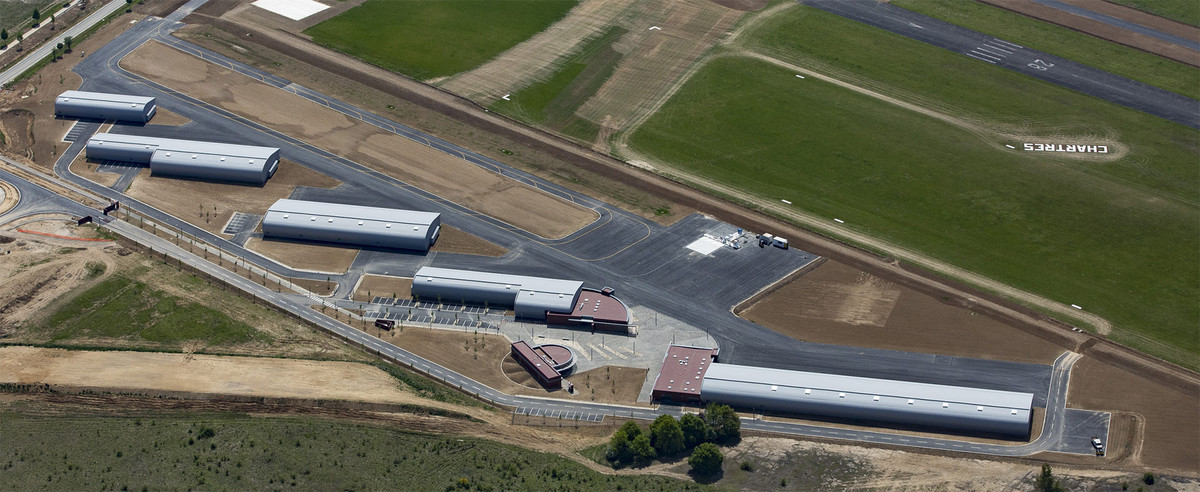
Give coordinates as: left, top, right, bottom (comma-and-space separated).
411, 267, 582, 321
700, 363, 1035, 437
261, 199, 441, 252
86, 133, 279, 185
55, 90, 157, 123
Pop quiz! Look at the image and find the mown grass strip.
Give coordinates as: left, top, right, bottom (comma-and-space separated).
304, 0, 577, 80
891, 0, 1200, 100
1105, 0, 1199, 27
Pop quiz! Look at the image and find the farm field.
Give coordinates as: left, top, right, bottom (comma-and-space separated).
628, 35, 1199, 371
304, 0, 577, 81
891, 0, 1200, 100
0, 410, 695, 491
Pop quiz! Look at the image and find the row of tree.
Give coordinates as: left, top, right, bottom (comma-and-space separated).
605, 403, 740, 475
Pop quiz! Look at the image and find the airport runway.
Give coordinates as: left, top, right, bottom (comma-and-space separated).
0, 0, 1115, 455
803, 0, 1200, 129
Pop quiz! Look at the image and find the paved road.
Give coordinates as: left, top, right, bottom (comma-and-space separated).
0, 0, 129, 86
803, 0, 1200, 129
1030, 0, 1200, 52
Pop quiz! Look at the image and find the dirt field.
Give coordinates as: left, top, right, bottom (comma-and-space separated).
429, 225, 508, 257
439, 0, 641, 101
1068, 351, 1200, 472
351, 274, 412, 303
371, 328, 650, 406
124, 157, 340, 237
978, 0, 1200, 67
575, 0, 747, 138
244, 236, 359, 275
0, 225, 118, 331
0, 346, 481, 416
741, 260, 1071, 364
119, 40, 598, 239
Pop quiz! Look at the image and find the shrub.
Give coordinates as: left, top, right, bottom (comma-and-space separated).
688, 443, 722, 476
1143, 472, 1155, 485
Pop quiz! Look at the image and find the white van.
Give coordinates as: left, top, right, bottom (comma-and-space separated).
772, 237, 789, 249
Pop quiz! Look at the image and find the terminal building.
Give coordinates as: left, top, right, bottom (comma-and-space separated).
652, 346, 1035, 437
86, 133, 279, 185
55, 90, 157, 123
411, 267, 628, 327
261, 199, 441, 252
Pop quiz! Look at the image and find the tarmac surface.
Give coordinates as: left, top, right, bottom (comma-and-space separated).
0, 0, 1113, 457
803, 0, 1200, 129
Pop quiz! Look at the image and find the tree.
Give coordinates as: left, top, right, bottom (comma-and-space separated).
630, 434, 655, 466
703, 403, 741, 443
680, 413, 707, 448
2, 29, 8, 42
64, 35, 72, 52
125, 0, 132, 12
1035, 464, 1063, 492
32, 8, 40, 27
605, 421, 642, 467
649, 414, 685, 457
688, 443, 723, 476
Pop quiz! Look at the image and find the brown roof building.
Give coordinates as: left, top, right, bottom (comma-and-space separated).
651, 345, 719, 403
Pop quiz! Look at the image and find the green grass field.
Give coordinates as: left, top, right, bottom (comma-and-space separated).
490, 26, 625, 142
891, 0, 1200, 100
0, 411, 701, 491
1106, 0, 1199, 27
630, 7, 1199, 369
39, 274, 267, 346
304, 0, 577, 80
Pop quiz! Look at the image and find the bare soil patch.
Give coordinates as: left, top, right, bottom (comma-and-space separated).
147, 106, 190, 126
244, 236, 358, 275
439, 0, 640, 101
978, 0, 1200, 67
0, 226, 116, 331
68, 150, 121, 187
123, 157, 340, 237
1067, 353, 1199, 472
0, 179, 21, 214
351, 274, 412, 303
708, 0, 768, 12
575, 0, 747, 135
429, 224, 508, 257
287, 276, 335, 296
741, 260, 1069, 364
119, 39, 598, 239
373, 328, 649, 406
0, 346, 478, 417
